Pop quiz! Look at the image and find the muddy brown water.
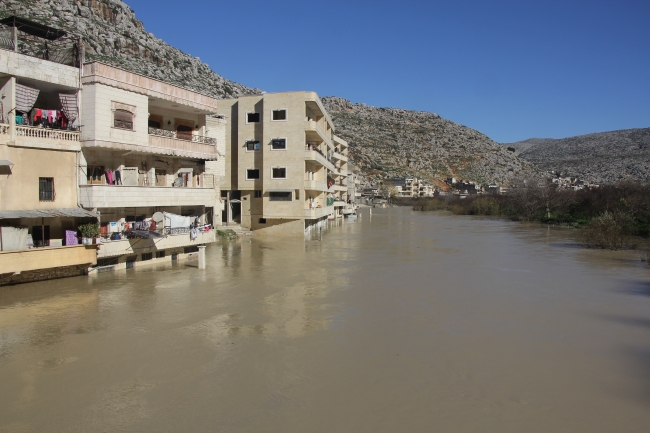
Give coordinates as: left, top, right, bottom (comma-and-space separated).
1, 207, 650, 432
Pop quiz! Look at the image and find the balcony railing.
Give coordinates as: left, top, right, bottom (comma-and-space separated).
0, 123, 9, 135
148, 127, 216, 145
16, 125, 79, 141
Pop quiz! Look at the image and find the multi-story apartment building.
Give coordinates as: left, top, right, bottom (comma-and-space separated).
217, 91, 346, 237
0, 16, 225, 283
79, 62, 224, 266
0, 17, 98, 284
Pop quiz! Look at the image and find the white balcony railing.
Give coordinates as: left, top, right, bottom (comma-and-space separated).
16, 125, 79, 141
0, 123, 9, 135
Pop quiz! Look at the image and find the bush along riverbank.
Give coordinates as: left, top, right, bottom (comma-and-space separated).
406, 181, 650, 252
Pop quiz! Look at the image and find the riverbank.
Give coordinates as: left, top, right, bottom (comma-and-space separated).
404, 182, 650, 252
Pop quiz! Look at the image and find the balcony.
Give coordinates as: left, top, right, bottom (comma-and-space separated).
79, 184, 218, 208
304, 180, 328, 191
147, 127, 218, 160
304, 146, 335, 171
0, 244, 97, 274
332, 151, 348, 162
334, 200, 346, 207
304, 205, 334, 219
305, 120, 333, 149
98, 230, 216, 258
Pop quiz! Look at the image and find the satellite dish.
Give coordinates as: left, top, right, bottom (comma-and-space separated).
152, 212, 164, 223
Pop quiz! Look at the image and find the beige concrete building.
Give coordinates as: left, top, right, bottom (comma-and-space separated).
79, 62, 225, 266
217, 91, 349, 237
0, 17, 98, 285
1, 16, 226, 284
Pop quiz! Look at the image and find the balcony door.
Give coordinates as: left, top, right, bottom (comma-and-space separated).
175, 118, 195, 141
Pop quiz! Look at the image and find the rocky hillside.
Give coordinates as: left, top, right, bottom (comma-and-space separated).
0, 0, 260, 98
322, 97, 538, 185
501, 138, 556, 155
510, 128, 650, 184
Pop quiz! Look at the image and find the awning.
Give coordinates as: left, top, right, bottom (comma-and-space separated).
0, 208, 99, 220
0, 160, 13, 166
15, 84, 40, 113
59, 93, 78, 123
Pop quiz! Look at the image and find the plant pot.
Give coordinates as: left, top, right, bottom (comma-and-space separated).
82, 237, 90, 245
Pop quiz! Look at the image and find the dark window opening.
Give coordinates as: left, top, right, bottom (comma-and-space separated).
254, 190, 262, 198
184, 246, 199, 254
114, 109, 134, 130
156, 251, 166, 259
97, 257, 119, 267
32, 225, 50, 247
142, 253, 153, 261
259, 218, 267, 224
246, 140, 260, 151
271, 138, 286, 150
272, 109, 287, 121
176, 124, 192, 141
247, 112, 260, 123
269, 191, 292, 201
148, 119, 161, 128
39, 177, 55, 201
246, 169, 260, 180
272, 167, 286, 179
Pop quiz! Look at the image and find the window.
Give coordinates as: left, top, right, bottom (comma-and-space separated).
272, 109, 287, 121
246, 169, 260, 180
246, 112, 260, 123
271, 138, 286, 150
269, 191, 292, 201
39, 177, 55, 201
141, 253, 153, 261
271, 167, 287, 179
114, 109, 134, 130
156, 251, 166, 259
259, 218, 267, 224
246, 140, 260, 151
254, 190, 262, 198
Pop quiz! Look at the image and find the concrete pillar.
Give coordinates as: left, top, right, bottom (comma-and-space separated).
197, 245, 206, 269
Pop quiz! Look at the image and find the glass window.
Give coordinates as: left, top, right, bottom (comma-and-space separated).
114, 109, 134, 130
269, 191, 292, 201
272, 109, 287, 121
246, 140, 260, 151
271, 138, 286, 150
271, 167, 286, 179
254, 190, 262, 198
39, 177, 55, 201
246, 112, 260, 123
246, 169, 260, 180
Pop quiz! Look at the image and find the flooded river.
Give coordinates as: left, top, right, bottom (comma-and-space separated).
1, 208, 650, 432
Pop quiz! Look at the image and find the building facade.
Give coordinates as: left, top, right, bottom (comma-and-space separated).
217, 91, 348, 237
0, 18, 97, 284
79, 62, 224, 266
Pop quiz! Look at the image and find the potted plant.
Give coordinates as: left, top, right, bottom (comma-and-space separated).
79, 222, 100, 245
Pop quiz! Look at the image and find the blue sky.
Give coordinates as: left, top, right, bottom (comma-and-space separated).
125, 0, 649, 143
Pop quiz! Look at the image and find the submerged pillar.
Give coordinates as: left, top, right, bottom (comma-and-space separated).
198, 245, 206, 269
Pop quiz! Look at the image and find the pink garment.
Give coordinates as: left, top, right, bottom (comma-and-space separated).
105, 169, 113, 185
